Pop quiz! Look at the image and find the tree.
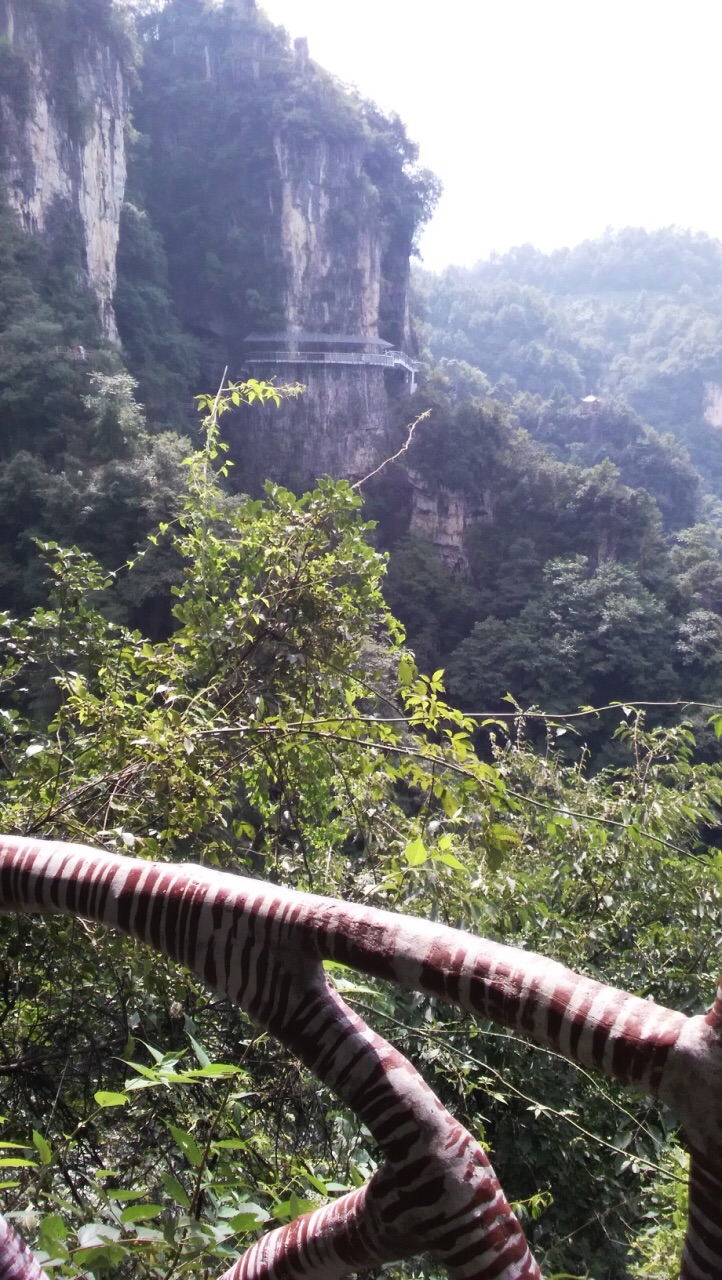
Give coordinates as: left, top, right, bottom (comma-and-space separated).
447, 555, 678, 714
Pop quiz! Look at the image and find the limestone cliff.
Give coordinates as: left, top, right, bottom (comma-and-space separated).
0, 0, 127, 338
275, 136, 382, 338
234, 362, 393, 493
704, 382, 722, 431
130, 0, 429, 486
407, 471, 484, 572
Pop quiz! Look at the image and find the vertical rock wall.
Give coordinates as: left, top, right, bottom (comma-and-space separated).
274, 136, 382, 338
0, 0, 127, 338
231, 362, 401, 490
704, 382, 722, 431
239, 122, 412, 486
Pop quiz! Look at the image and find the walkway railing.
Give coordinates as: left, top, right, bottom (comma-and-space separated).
246, 349, 421, 376
1, 834, 719, 1280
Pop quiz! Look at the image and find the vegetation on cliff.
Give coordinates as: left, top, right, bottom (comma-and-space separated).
0, 192, 188, 618
122, 0, 437, 380
0, 0, 438, 616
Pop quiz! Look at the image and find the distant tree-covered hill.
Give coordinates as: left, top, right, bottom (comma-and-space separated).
384, 231, 722, 732
415, 227, 722, 490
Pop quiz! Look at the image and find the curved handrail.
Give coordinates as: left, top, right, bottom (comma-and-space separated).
1, 835, 720, 1279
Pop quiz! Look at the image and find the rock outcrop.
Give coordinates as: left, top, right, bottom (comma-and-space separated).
238, 122, 415, 485
0, 0, 427, 495
131, 0, 426, 488
704, 382, 722, 431
407, 471, 483, 571
274, 136, 382, 339
0, 0, 127, 338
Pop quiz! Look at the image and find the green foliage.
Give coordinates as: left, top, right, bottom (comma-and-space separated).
2, 8, 722, 1271
384, 535, 478, 672
469, 711, 722, 1273
447, 553, 678, 713
0, 189, 191, 621
415, 226, 722, 495
386, 377, 722, 722
2, 384, 721, 1275
114, 202, 200, 431
513, 394, 701, 532
0, 368, 189, 618
0, 381, 520, 1274
628, 1147, 688, 1278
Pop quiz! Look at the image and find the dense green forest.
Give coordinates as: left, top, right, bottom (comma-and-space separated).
379, 230, 722, 736
3, 2, 722, 1277
416, 227, 722, 485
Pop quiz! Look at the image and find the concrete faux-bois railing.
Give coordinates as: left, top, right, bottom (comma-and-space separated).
1, 836, 721, 1280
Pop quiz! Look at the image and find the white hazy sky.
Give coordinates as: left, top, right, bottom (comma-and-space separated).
258, 0, 722, 272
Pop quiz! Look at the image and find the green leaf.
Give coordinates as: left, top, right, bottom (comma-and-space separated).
289, 1191, 315, 1219
404, 837, 428, 867
38, 1214, 67, 1243
160, 1172, 190, 1208
188, 1063, 239, 1077
188, 1032, 211, 1068
435, 851, 466, 871
32, 1130, 52, 1165
119, 1203, 163, 1224
94, 1091, 129, 1108
304, 1173, 328, 1196
398, 656, 415, 686
75, 1245, 126, 1267
230, 1203, 269, 1224
273, 1195, 315, 1222
168, 1124, 203, 1167
488, 823, 521, 846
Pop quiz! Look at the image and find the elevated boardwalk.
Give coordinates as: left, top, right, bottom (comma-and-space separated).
244, 331, 420, 391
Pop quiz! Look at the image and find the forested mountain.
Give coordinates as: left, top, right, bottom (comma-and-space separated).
0, 0, 434, 611
3, 4, 722, 1278
417, 228, 722, 487
379, 230, 722, 732
4, 1, 722, 730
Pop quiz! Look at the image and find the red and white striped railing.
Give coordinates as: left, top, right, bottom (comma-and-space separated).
1, 836, 720, 1280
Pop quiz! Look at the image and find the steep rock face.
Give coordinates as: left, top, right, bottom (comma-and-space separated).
704, 382, 722, 431
0, 0, 127, 337
232, 363, 396, 490
130, 0, 427, 487
275, 137, 382, 337
240, 123, 413, 485
407, 471, 483, 571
